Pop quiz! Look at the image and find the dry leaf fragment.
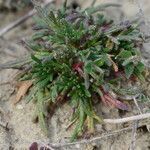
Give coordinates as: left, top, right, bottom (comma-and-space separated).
14, 80, 33, 104
108, 55, 118, 72
112, 60, 119, 72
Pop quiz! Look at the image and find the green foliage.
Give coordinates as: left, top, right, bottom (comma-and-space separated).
19, 1, 147, 141
125, 63, 135, 79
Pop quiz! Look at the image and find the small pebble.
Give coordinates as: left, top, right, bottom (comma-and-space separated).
16, 104, 24, 110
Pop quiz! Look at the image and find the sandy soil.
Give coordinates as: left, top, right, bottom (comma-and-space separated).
0, 0, 150, 149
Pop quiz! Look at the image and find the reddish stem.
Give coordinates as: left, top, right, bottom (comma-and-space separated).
99, 87, 128, 110
72, 62, 84, 76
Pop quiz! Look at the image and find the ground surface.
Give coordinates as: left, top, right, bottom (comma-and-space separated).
0, 0, 150, 149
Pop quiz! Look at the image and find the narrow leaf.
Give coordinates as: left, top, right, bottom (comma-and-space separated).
125, 63, 135, 79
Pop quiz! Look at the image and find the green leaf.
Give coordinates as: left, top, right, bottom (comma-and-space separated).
49, 73, 53, 82
136, 62, 145, 73
82, 99, 94, 117
117, 50, 132, 59
103, 54, 112, 66
36, 76, 50, 89
19, 73, 32, 81
85, 62, 93, 73
84, 89, 91, 98
32, 31, 48, 41
122, 56, 139, 66
51, 85, 58, 102
25, 87, 37, 103
134, 67, 145, 81
37, 91, 48, 135
94, 58, 104, 66
125, 63, 135, 79
70, 92, 79, 107
118, 35, 141, 41
86, 3, 121, 15
31, 54, 41, 64
83, 69, 90, 89
63, 0, 68, 10
71, 101, 85, 142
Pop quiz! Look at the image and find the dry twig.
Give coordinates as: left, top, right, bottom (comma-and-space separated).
0, 82, 12, 86
130, 121, 138, 150
133, 98, 143, 114
43, 112, 150, 148
49, 127, 132, 148
0, 10, 35, 37
39, 112, 150, 149
0, 0, 54, 37
129, 98, 143, 150
103, 113, 150, 124
41, 143, 56, 150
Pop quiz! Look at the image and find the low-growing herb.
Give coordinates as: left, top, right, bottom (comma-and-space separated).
18, 1, 147, 141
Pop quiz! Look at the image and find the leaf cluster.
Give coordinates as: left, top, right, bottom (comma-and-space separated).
20, 1, 146, 141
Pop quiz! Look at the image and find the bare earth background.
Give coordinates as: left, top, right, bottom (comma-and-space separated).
0, 0, 150, 149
